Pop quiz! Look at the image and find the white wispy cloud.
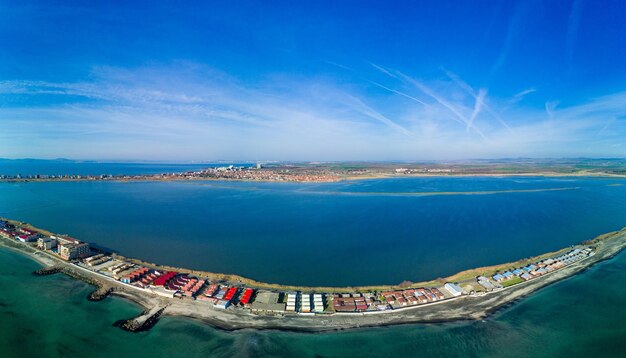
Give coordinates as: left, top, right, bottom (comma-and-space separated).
0, 63, 625, 160
513, 88, 537, 99
545, 101, 559, 120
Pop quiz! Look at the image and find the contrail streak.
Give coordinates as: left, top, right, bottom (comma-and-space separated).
468, 88, 487, 132
368, 80, 428, 106
345, 95, 413, 137
396, 72, 488, 140
444, 69, 512, 131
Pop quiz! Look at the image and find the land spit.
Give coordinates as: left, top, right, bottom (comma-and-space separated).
1, 224, 626, 333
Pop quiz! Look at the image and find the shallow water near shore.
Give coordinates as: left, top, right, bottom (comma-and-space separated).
1, 246, 625, 357
1, 177, 626, 286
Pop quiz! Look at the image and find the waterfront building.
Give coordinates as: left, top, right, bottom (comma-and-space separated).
286, 292, 297, 312
214, 287, 227, 299
18, 227, 37, 236
523, 264, 537, 272
333, 295, 357, 312
313, 294, 324, 313
17, 234, 39, 243
214, 300, 231, 309
0, 230, 17, 239
55, 236, 82, 245
202, 284, 218, 297
59, 242, 90, 260
520, 273, 532, 281
121, 267, 149, 284
152, 271, 177, 286
250, 291, 285, 314
444, 282, 463, 297
477, 276, 497, 291
414, 291, 429, 303
300, 293, 311, 313
222, 287, 238, 302
37, 237, 58, 250
431, 288, 445, 300
238, 288, 254, 306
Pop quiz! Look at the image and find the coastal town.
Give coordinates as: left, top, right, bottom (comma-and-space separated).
0, 217, 596, 318
0, 164, 341, 183
3, 159, 626, 185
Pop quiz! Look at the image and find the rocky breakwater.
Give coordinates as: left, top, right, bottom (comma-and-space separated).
32, 265, 63, 276
114, 306, 167, 333
87, 284, 114, 301
33, 265, 114, 301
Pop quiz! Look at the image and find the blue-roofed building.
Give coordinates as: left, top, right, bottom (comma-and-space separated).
492, 274, 505, 282
520, 273, 532, 281
512, 269, 523, 276
523, 264, 537, 272
503, 271, 514, 279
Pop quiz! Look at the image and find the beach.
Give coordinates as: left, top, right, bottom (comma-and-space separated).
2, 218, 625, 332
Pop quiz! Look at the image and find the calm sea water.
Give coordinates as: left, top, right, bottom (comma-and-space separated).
0, 160, 248, 176
1, 177, 626, 286
1, 246, 625, 357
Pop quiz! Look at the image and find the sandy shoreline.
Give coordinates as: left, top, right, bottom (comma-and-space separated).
2, 225, 625, 332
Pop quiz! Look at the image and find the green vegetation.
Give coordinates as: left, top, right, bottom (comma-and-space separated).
502, 276, 524, 287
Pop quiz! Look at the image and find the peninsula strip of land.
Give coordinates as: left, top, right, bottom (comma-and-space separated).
2, 216, 626, 332
2, 158, 626, 183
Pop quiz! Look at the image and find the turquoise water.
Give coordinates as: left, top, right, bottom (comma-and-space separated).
1, 246, 625, 357
1, 177, 626, 286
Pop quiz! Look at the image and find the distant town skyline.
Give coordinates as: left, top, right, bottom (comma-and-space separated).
1, 1, 626, 161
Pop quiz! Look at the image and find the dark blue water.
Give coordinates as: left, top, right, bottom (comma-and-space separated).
1, 177, 626, 286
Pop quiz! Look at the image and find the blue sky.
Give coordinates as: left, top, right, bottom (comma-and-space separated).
1, 0, 626, 161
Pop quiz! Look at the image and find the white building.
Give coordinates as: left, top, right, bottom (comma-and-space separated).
37, 237, 58, 250
300, 293, 311, 313
214, 299, 231, 309
444, 283, 463, 297
313, 294, 324, 313
59, 242, 90, 260
286, 293, 297, 312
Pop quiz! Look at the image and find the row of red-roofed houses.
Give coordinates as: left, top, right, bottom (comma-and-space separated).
333, 293, 372, 312
120, 267, 150, 284
0, 228, 18, 240
196, 283, 220, 303
0, 226, 39, 242
196, 284, 255, 309
166, 274, 191, 291
382, 287, 446, 309
15, 228, 41, 242
136, 271, 160, 287
239, 288, 254, 306
181, 277, 206, 297
330, 286, 452, 313
111, 264, 257, 310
